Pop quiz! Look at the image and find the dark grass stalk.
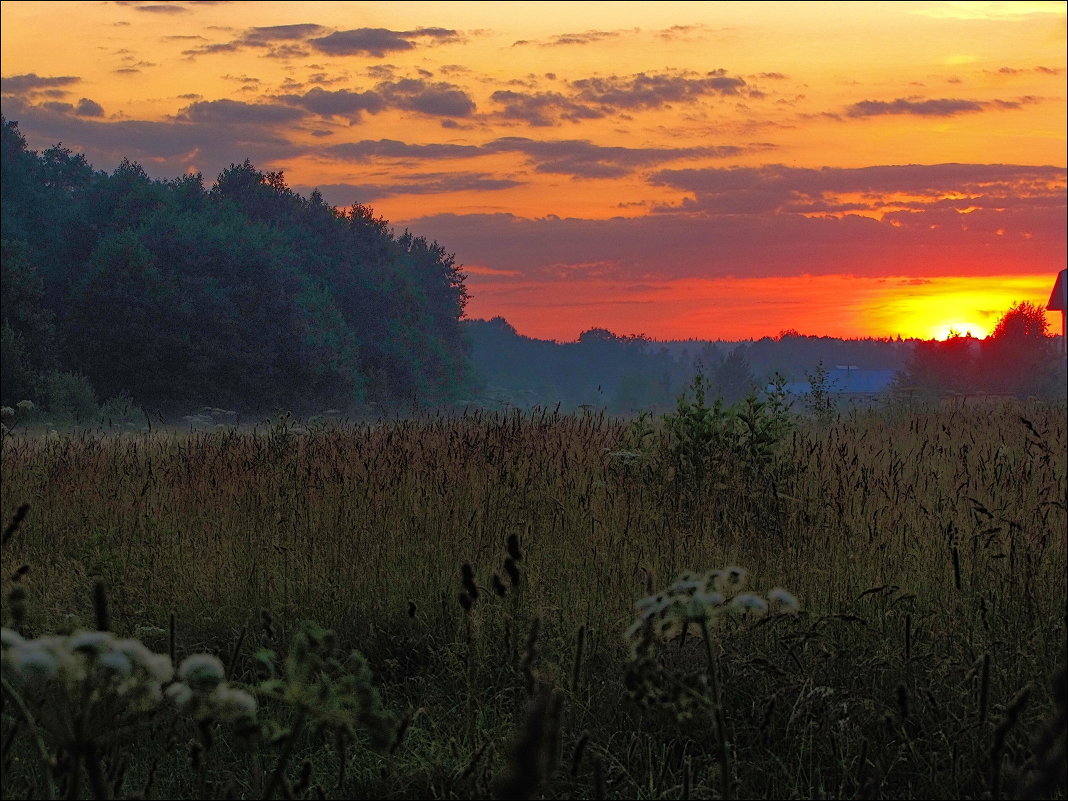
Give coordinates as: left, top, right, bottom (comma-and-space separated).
1, 503, 29, 547
264, 706, 307, 801
979, 653, 992, 724
699, 616, 731, 801
92, 579, 109, 632
592, 757, 605, 800
569, 625, 586, 693
569, 732, 588, 778
990, 685, 1032, 800
169, 611, 177, 669
226, 625, 248, 680
0, 676, 56, 800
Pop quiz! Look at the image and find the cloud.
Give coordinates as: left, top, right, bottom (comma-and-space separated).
132, 4, 188, 14
656, 25, 713, 41
276, 87, 386, 120
649, 163, 1067, 215
488, 70, 755, 125
845, 96, 1038, 117
317, 135, 753, 179
309, 27, 460, 58
275, 79, 475, 120
571, 70, 750, 108
181, 23, 330, 58
1, 95, 304, 179
293, 172, 524, 204
174, 98, 307, 125
995, 65, 1064, 76
39, 98, 106, 118
75, 98, 105, 117
323, 139, 482, 163
490, 90, 604, 126
513, 29, 628, 47
1, 73, 81, 96
483, 137, 751, 179
113, 0, 232, 11
378, 161, 1065, 296
242, 23, 327, 46
376, 78, 475, 117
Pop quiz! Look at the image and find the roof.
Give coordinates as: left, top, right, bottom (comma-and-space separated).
834, 368, 896, 394
1048, 268, 1067, 312
777, 367, 896, 396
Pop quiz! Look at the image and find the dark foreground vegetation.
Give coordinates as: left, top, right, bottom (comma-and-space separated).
2, 396, 1065, 799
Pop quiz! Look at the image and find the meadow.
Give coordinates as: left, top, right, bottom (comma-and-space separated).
1, 397, 1065, 800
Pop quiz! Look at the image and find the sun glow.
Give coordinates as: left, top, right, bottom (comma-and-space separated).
929, 321, 991, 340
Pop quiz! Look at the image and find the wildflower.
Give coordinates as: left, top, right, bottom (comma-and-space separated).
767, 587, 800, 613
209, 685, 257, 721
11, 646, 60, 680
178, 654, 226, 691
115, 638, 173, 682
668, 572, 704, 595
97, 649, 133, 678
723, 566, 748, 589
634, 593, 670, 619
730, 593, 769, 616
70, 630, 115, 656
694, 590, 725, 608
166, 682, 195, 709
1, 627, 25, 648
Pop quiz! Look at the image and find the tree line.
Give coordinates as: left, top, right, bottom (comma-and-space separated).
1, 118, 472, 419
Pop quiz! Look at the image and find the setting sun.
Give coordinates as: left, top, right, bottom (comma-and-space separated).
929, 321, 991, 340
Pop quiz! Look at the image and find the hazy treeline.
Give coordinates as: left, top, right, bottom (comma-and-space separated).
1, 118, 472, 416
467, 305, 1064, 413
466, 317, 915, 413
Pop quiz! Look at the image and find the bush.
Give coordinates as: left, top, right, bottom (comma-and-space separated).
42, 370, 98, 423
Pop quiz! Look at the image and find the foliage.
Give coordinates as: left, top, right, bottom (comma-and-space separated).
0, 118, 471, 414
803, 360, 838, 424
662, 371, 792, 500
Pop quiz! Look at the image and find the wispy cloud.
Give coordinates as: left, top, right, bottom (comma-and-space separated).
1, 73, 81, 96
308, 27, 461, 58
845, 96, 1039, 117
512, 29, 633, 47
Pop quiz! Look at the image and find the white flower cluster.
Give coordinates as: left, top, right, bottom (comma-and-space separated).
1, 628, 256, 731
1, 628, 174, 722
625, 567, 799, 646
166, 654, 257, 722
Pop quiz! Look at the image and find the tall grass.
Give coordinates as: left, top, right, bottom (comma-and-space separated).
2, 402, 1065, 799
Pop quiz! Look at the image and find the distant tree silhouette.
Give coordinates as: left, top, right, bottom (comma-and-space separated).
979, 301, 1057, 396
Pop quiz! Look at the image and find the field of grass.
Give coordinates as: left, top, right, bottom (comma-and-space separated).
2, 400, 1065, 799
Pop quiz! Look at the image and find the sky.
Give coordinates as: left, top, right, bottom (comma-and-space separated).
1, 0, 1065, 341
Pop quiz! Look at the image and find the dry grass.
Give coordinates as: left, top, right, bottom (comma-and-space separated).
2, 402, 1065, 799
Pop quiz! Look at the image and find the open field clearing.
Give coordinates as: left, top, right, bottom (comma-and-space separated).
2, 402, 1065, 799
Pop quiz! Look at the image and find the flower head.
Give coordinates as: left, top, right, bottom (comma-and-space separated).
730, 593, 769, 616
767, 587, 800, 613
178, 654, 226, 692
209, 685, 257, 721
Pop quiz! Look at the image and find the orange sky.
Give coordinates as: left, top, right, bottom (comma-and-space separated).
2, 0, 1065, 340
